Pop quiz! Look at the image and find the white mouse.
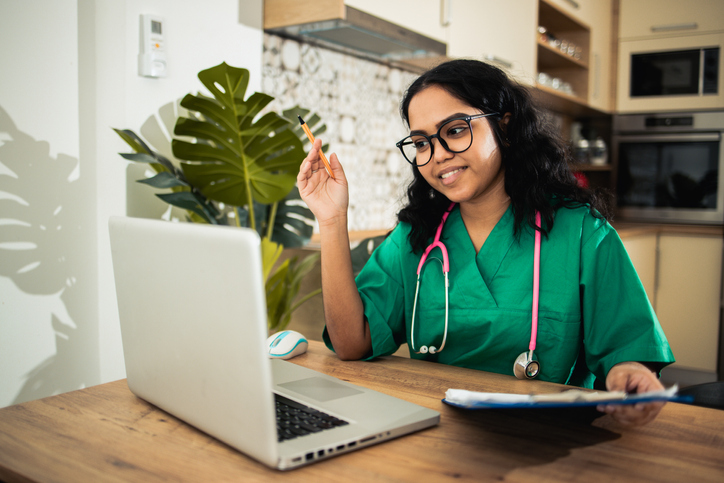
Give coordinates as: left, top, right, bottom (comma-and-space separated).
266, 330, 308, 360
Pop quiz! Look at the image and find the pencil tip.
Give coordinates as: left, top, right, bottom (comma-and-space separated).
297, 115, 304, 124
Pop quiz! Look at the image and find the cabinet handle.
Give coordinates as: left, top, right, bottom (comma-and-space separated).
592, 53, 600, 100
651, 22, 698, 33
563, 0, 580, 9
440, 0, 451, 27
483, 54, 513, 69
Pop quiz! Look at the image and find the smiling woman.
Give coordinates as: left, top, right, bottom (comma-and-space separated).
297, 59, 675, 428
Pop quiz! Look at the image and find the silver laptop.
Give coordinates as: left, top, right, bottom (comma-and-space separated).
109, 216, 439, 470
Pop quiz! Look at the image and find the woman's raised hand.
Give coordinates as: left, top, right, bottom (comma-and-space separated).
297, 138, 349, 226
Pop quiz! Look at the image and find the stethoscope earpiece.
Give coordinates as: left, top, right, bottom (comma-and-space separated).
514, 350, 541, 379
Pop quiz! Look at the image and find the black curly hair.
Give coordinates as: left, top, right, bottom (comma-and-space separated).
397, 59, 611, 254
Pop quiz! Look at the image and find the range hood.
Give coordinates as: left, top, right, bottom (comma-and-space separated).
264, 1, 447, 71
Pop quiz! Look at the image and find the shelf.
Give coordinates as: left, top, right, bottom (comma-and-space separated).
537, 39, 588, 70
531, 83, 605, 117
539, 0, 590, 33
536, 0, 591, 113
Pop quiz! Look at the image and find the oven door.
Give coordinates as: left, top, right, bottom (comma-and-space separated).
615, 132, 724, 224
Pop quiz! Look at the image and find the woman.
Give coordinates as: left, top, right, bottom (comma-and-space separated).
297, 59, 674, 426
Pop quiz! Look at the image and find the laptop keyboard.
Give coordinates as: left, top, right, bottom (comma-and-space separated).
275, 393, 349, 442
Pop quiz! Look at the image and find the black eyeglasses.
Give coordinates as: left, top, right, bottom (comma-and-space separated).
396, 112, 500, 167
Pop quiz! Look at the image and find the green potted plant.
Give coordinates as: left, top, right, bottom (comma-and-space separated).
114, 62, 325, 332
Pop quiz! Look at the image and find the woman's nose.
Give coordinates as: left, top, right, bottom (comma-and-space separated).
430, 136, 452, 163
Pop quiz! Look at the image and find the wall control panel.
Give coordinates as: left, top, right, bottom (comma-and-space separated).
138, 14, 167, 78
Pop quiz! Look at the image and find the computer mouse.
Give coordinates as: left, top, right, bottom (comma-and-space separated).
266, 330, 308, 360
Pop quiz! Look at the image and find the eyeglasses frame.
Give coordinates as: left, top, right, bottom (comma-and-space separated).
396, 112, 500, 167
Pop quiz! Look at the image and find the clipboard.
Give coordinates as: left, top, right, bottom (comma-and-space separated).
442, 385, 693, 409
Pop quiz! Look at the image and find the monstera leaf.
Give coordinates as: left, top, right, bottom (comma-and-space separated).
172, 62, 305, 230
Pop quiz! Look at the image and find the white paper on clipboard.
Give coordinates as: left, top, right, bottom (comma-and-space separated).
443, 385, 686, 409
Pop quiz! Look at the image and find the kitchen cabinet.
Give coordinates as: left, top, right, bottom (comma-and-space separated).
447, 0, 538, 85
656, 234, 722, 374
623, 230, 723, 375
545, 0, 593, 25
344, 0, 448, 44
619, 0, 724, 41
621, 233, 657, 304
532, 0, 614, 118
264, 0, 447, 72
586, 0, 613, 112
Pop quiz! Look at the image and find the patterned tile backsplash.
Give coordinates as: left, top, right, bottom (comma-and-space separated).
262, 34, 419, 233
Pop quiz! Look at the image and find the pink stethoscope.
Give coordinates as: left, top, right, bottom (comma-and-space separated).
409, 202, 542, 379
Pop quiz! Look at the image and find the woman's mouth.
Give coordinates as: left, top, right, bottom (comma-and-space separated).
439, 167, 467, 184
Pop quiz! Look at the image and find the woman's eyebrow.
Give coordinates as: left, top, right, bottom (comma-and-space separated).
409, 112, 473, 135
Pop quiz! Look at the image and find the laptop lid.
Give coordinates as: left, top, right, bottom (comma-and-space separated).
109, 216, 280, 467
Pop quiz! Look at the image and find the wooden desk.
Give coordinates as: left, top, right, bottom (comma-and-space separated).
1, 341, 722, 482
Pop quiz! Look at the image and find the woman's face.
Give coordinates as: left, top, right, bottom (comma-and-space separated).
407, 85, 507, 206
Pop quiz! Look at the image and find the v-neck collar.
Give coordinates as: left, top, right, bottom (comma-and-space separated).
441, 205, 518, 307
475, 204, 517, 284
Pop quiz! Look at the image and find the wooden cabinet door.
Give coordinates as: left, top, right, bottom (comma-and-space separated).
622, 234, 658, 306
619, 0, 724, 40
446, 0, 538, 85
655, 234, 722, 373
586, 0, 613, 112
345, 0, 449, 43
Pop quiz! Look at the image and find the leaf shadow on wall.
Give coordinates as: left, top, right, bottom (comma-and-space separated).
125, 98, 187, 221
0, 104, 97, 405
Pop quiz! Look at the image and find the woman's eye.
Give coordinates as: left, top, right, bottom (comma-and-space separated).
413, 139, 430, 151
446, 124, 468, 137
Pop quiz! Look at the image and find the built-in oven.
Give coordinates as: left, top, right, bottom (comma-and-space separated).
613, 111, 724, 224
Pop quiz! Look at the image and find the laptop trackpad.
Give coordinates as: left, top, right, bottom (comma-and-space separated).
279, 377, 363, 402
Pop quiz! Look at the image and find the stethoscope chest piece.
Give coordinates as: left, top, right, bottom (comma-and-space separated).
514, 350, 540, 379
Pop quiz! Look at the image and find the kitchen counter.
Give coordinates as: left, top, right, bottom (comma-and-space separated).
613, 222, 724, 239
310, 222, 724, 247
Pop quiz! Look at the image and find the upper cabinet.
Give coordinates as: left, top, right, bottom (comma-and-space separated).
544, 0, 594, 25
586, 0, 613, 112
535, 0, 591, 108
619, 0, 724, 40
344, 0, 448, 44
264, 0, 448, 72
447, 0, 538, 85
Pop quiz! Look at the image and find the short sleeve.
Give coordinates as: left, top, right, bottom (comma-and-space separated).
579, 216, 675, 380
323, 225, 411, 359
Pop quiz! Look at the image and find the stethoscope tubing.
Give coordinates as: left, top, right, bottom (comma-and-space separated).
410, 203, 542, 363
529, 211, 541, 352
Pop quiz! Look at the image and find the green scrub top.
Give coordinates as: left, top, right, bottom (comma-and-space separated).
323, 204, 674, 388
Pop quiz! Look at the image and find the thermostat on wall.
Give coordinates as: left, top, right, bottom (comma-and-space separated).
138, 14, 167, 78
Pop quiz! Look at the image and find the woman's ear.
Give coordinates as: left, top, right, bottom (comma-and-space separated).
499, 113, 512, 145
499, 112, 512, 133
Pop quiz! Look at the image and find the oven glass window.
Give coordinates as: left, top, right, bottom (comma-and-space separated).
631, 49, 700, 97
617, 141, 719, 209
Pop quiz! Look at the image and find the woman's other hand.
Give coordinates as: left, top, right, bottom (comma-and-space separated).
297, 138, 348, 226
598, 361, 666, 426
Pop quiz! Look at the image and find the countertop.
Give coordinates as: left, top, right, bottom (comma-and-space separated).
612, 222, 723, 239
308, 222, 724, 248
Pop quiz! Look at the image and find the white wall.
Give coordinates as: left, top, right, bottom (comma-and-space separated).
0, 0, 263, 407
